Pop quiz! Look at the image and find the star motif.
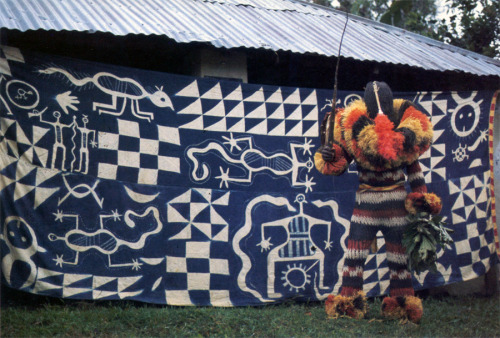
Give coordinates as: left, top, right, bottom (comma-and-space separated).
53, 254, 64, 267
131, 259, 142, 271
111, 209, 122, 221
303, 174, 316, 193
324, 240, 333, 251
301, 138, 314, 156
90, 139, 98, 148
222, 133, 242, 153
53, 210, 64, 222
215, 167, 230, 189
257, 237, 273, 252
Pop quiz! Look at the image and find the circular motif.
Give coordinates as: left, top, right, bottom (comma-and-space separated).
281, 263, 311, 292
6, 80, 40, 109
344, 94, 362, 107
450, 97, 481, 138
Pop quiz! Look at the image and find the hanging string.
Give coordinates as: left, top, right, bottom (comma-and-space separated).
373, 81, 384, 115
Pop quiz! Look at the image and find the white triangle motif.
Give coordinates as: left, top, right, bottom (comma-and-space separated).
245, 103, 267, 119
201, 83, 223, 100
246, 119, 267, 135
93, 276, 117, 289
266, 88, 283, 104
118, 276, 142, 293
168, 190, 192, 204
244, 88, 265, 102
34, 186, 60, 209
228, 119, 245, 132
267, 104, 285, 120
176, 80, 200, 97
286, 121, 303, 137
167, 204, 189, 223
212, 225, 228, 242
179, 116, 203, 130
225, 101, 245, 118
224, 85, 243, 101
194, 188, 213, 202
284, 89, 301, 105
205, 117, 227, 132
204, 101, 226, 117
177, 99, 202, 116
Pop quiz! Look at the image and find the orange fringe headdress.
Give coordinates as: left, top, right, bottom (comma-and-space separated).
334, 99, 433, 171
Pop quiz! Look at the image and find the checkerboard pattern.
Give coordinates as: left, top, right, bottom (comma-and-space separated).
97, 119, 180, 185
164, 241, 232, 306
454, 220, 496, 278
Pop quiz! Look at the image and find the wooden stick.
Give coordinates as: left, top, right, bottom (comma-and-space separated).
325, 11, 349, 145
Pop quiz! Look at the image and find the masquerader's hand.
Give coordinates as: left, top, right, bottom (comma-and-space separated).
321, 145, 335, 162
322, 143, 342, 162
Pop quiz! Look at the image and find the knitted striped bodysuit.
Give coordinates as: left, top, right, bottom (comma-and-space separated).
341, 161, 427, 297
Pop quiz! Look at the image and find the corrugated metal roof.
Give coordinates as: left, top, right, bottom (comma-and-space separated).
1, 0, 499, 77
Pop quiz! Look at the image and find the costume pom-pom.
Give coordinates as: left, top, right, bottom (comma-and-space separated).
424, 193, 442, 214
405, 296, 424, 323
381, 296, 423, 323
405, 192, 442, 215
325, 292, 367, 319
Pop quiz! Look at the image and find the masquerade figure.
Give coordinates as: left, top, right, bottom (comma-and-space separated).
315, 81, 441, 323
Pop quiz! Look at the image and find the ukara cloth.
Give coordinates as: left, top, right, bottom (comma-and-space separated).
0, 46, 498, 306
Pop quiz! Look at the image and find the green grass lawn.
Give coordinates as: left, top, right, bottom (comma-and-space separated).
1, 288, 499, 337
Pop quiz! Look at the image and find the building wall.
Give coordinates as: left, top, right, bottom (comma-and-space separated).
2, 29, 499, 92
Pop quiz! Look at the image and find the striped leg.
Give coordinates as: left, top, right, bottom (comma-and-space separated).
384, 227, 415, 297
340, 222, 378, 297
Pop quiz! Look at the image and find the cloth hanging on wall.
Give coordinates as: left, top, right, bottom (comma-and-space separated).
0, 45, 498, 306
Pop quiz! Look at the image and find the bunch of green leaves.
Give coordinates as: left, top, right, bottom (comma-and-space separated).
402, 212, 453, 274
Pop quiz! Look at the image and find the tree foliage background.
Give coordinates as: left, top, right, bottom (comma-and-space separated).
306, 0, 500, 58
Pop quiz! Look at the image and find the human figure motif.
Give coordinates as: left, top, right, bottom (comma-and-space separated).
31, 110, 75, 170
74, 115, 96, 174
314, 81, 441, 323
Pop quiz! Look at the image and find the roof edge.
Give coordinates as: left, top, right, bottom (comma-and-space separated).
290, 0, 500, 66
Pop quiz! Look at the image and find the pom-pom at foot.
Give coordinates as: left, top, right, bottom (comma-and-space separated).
325, 291, 367, 319
381, 296, 423, 323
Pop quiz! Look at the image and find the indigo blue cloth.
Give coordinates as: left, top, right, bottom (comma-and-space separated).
0, 46, 497, 305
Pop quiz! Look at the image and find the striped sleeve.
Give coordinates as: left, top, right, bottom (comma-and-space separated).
405, 160, 442, 214
407, 160, 427, 193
